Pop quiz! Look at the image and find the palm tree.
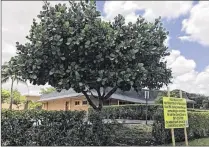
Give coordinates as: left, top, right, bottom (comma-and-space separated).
1, 58, 26, 110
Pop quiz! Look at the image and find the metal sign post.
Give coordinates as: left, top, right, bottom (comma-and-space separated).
145, 90, 149, 125
167, 87, 175, 146
179, 90, 189, 146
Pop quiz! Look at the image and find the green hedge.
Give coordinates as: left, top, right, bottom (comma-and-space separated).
187, 108, 209, 112
3, 108, 208, 146
152, 109, 209, 145
88, 104, 206, 120
1, 110, 119, 146
89, 104, 161, 120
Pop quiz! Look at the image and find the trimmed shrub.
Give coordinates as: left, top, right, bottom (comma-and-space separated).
1, 110, 118, 146
89, 104, 161, 120
152, 109, 209, 145
1, 109, 157, 146
88, 104, 207, 120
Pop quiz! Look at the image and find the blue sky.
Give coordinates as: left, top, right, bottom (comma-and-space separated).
96, 1, 208, 72
164, 15, 209, 72
2, 1, 209, 96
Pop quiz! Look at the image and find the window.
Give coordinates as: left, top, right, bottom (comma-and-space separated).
82, 101, 88, 105
75, 101, 80, 105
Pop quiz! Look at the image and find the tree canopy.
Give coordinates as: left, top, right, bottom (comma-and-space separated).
12, 1, 172, 110
1, 58, 26, 109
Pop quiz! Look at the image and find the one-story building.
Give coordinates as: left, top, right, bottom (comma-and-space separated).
35, 88, 195, 111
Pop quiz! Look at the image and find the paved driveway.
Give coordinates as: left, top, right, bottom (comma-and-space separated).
103, 119, 154, 125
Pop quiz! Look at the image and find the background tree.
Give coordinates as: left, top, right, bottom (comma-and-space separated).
12, 89, 26, 109
1, 89, 10, 103
13, 1, 172, 111
189, 94, 209, 109
202, 98, 209, 109
1, 58, 26, 110
40, 87, 56, 94
155, 89, 189, 104
28, 101, 42, 110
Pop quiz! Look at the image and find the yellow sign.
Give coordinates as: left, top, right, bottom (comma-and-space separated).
163, 97, 188, 129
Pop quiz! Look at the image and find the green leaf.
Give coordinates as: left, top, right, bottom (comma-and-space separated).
71, 62, 76, 66
79, 82, 83, 86
110, 53, 115, 57
86, 40, 90, 45
66, 38, 72, 45
64, 21, 69, 28
32, 75, 37, 79
49, 71, 54, 75
75, 71, 80, 78
97, 78, 102, 82
61, 57, 66, 60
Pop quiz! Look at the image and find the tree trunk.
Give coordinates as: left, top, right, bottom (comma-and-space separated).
97, 96, 103, 111
24, 100, 29, 110
82, 87, 117, 111
9, 79, 14, 110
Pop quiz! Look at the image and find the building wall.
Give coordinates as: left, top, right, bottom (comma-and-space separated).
47, 99, 66, 111
42, 96, 89, 111
41, 96, 136, 111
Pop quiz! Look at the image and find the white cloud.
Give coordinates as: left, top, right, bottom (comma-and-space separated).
103, 1, 193, 23
2, 1, 60, 95
2, 41, 16, 64
2, 1, 44, 62
2, 80, 51, 96
169, 53, 196, 77
166, 50, 209, 96
180, 2, 209, 46
178, 36, 193, 42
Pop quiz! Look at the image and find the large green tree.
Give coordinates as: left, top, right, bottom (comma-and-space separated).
1, 58, 26, 110
12, 1, 172, 111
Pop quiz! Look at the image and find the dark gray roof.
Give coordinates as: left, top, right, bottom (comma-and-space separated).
39, 88, 195, 104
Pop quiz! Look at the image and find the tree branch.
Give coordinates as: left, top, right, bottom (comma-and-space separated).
96, 87, 102, 98
89, 90, 97, 99
82, 91, 97, 110
104, 86, 118, 100
102, 87, 106, 97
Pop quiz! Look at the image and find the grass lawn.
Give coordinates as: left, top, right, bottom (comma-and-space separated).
166, 138, 209, 146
